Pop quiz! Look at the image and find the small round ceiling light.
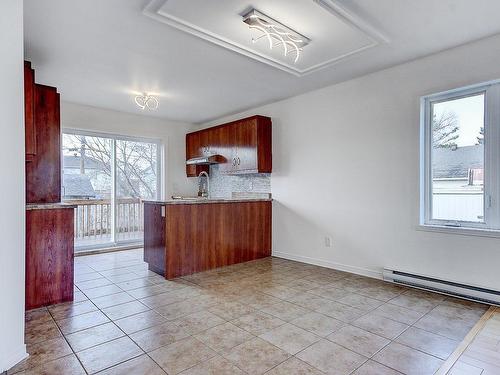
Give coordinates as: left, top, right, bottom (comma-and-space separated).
135, 93, 159, 110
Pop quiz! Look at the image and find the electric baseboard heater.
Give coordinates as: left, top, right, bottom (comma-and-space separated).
383, 269, 500, 306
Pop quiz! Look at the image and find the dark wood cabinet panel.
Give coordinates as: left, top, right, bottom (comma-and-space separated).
186, 132, 196, 177
24, 61, 36, 162
144, 203, 166, 275
185, 115, 272, 176
217, 124, 236, 174
186, 131, 209, 177
234, 118, 258, 172
165, 201, 271, 278
26, 208, 74, 310
165, 204, 195, 277
256, 116, 272, 173
144, 201, 272, 279
205, 127, 225, 161
26, 84, 61, 203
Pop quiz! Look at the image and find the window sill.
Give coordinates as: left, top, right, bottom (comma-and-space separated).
416, 224, 500, 239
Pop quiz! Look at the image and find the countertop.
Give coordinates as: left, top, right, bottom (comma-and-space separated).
143, 198, 272, 205
26, 202, 77, 210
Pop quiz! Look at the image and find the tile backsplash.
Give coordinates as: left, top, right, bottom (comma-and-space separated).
208, 164, 271, 199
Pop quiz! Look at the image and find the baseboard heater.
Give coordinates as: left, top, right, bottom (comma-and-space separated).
383, 269, 500, 306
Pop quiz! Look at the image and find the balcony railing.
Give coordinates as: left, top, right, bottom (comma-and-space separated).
65, 198, 144, 248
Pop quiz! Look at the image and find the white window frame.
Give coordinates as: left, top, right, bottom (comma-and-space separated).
420, 80, 500, 233
62, 128, 163, 249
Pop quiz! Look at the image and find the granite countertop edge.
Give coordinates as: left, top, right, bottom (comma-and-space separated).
143, 198, 273, 205
26, 202, 78, 210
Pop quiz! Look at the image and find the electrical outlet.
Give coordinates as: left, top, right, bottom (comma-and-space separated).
325, 236, 333, 247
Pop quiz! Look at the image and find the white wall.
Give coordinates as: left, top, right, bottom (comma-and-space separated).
61, 102, 195, 198
205, 33, 500, 290
0, 0, 28, 371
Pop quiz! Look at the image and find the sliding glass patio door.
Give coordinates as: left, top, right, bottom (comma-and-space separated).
62, 130, 161, 251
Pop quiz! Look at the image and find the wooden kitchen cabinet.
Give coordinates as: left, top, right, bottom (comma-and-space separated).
186, 131, 209, 177
233, 118, 259, 172
217, 124, 236, 174
26, 207, 74, 310
24, 61, 36, 162
143, 203, 166, 275
219, 115, 272, 174
207, 126, 224, 156
185, 115, 272, 176
24, 62, 75, 311
26, 84, 61, 203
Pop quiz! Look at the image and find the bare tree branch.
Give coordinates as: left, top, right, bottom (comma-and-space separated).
64, 135, 158, 199
433, 111, 459, 149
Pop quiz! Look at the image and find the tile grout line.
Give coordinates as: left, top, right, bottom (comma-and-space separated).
46, 306, 90, 375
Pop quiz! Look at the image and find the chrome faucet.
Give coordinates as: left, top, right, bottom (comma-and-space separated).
198, 171, 209, 198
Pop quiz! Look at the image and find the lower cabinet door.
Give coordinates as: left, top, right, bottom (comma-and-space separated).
26, 208, 74, 310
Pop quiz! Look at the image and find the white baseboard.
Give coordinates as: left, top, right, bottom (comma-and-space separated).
272, 251, 383, 280
1, 344, 28, 373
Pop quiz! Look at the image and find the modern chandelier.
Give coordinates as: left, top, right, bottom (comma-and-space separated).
134, 93, 159, 110
242, 9, 309, 64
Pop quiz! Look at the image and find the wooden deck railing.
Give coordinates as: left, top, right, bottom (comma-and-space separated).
65, 198, 144, 245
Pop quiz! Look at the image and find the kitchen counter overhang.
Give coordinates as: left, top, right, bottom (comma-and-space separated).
143, 198, 272, 205
143, 199, 272, 279
26, 202, 77, 210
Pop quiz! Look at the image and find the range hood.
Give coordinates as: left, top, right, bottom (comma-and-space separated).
186, 154, 224, 165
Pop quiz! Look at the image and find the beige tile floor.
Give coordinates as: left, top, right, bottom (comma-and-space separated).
10, 249, 489, 375
448, 307, 500, 374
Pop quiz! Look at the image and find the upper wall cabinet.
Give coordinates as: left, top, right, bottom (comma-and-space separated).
185, 130, 210, 177
24, 61, 36, 162
25, 84, 61, 203
185, 115, 272, 177
25, 61, 62, 204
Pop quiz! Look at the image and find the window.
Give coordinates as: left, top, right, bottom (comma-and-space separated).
62, 130, 162, 250
421, 81, 500, 232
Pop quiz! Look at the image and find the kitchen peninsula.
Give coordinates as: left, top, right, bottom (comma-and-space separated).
143, 198, 272, 279
144, 115, 273, 279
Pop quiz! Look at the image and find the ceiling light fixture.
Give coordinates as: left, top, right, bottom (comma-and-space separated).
242, 9, 310, 64
134, 93, 159, 110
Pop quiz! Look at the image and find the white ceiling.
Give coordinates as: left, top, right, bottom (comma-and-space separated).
143, 0, 387, 76
24, 0, 500, 124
